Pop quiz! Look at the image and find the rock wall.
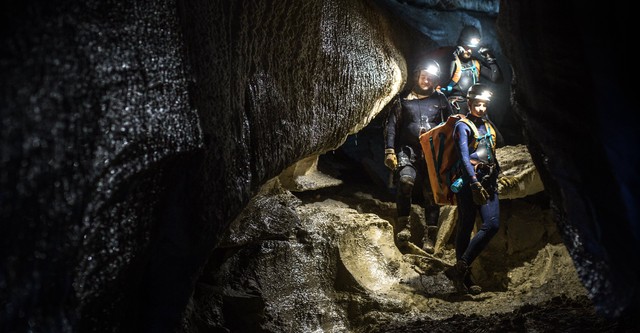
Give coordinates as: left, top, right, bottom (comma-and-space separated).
498, 1, 639, 320
1, 0, 417, 331
1, 1, 201, 331
2, 0, 638, 331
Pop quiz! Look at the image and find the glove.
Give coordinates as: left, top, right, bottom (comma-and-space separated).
478, 47, 496, 63
498, 176, 519, 188
471, 181, 489, 205
384, 148, 397, 170
453, 45, 465, 58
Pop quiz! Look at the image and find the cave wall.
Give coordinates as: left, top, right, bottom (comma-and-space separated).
1, 0, 420, 331
2, 0, 639, 331
498, 0, 639, 319
178, 0, 410, 228
1, 0, 202, 331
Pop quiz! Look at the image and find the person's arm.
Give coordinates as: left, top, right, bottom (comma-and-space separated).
480, 61, 503, 84
454, 122, 477, 183
477, 47, 503, 84
384, 100, 400, 149
383, 99, 401, 170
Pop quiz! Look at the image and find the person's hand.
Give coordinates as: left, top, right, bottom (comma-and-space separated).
453, 46, 465, 58
498, 176, 518, 188
478, 47, 496, 63
384, 148, 397, 170
471, 182, 489, 205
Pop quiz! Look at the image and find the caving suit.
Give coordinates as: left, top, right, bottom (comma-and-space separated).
453, 114, 500, 265
384, 90, 453, 227
442, 55, 503, 115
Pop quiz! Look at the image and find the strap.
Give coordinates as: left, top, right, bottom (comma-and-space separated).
459, 118, 480, 138
444, 56, 463, 92
446, 58, 481, 92
452, 56, 462, 84
459, 118, 481, 150
459, 117, 496, 148
473, 59, 480, 75
479, 119, 496, 164
482, 119, 496, 148
447, 159, 461, 187
458, 118, 497, 168
429, 136, 444, 187
459, 60, 480, 84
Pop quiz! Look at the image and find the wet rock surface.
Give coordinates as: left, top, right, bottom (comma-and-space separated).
3, 0, 639, 331
189, 146, 634, 332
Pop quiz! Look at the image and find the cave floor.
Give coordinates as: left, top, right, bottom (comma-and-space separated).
290, 155, 636, 333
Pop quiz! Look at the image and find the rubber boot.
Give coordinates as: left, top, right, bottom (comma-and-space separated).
464, 273, 482, 295
444, 260, 469, 294
396, 216, 411, 246
422, 225, 438, 254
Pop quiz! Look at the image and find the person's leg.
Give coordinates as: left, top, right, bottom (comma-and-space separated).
419, 163, 439, 253
460, 191, 499, 294
421, 190, 439, 253
420, 170, 440, 229
454, 187, 477, 261
460, 191, 500, 265
445, 186, 476, 293
395, 165, 416, 244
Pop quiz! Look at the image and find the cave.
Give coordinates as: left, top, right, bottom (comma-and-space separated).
1, 0, 638, 332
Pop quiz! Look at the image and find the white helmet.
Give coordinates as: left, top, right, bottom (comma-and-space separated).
467, 83, 492, 102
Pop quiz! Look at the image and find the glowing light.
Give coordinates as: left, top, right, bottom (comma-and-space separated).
478, 90, 492, 101
426, 65, 439, 77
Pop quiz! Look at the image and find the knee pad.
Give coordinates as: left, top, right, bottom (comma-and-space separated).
398, 175, 414, 196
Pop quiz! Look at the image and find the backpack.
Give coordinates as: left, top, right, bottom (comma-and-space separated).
419, 114, 495, 205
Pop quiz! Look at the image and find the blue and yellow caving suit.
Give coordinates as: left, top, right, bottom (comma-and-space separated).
453, 114, 500, 265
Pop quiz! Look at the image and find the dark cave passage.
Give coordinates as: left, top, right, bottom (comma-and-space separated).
2, 0, 639, 332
